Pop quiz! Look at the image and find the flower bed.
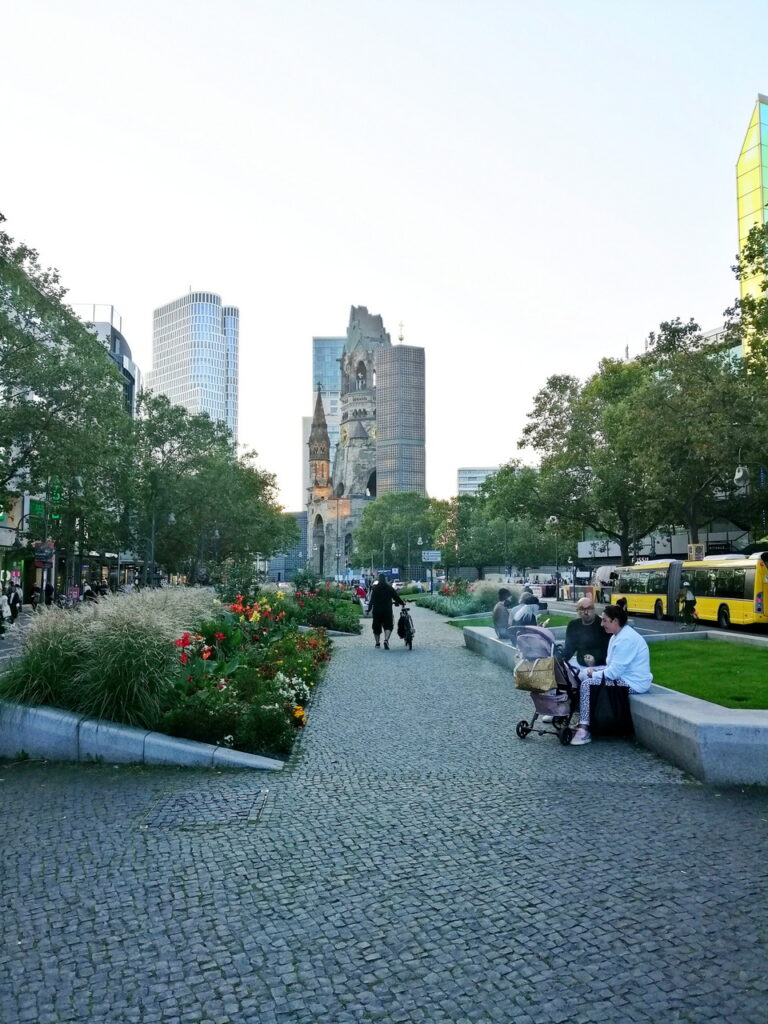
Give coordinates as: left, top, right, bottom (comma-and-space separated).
0, 589, 332, 760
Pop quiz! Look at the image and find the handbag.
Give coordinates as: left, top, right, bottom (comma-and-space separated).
589, 678, 634, 737
514, 656, 557, 692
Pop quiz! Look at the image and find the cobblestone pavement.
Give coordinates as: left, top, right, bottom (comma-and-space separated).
1, 606, 767, 1023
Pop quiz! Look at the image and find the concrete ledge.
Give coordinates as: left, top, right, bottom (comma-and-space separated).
463, 625, 567, 671
465, 624, 768, 785
0, 701, 283, 771
631, 630, 768, 785
630, 686, 768, 785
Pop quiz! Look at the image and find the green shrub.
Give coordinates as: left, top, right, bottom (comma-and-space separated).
0, 590, 218, 724
234, 702, 296, 757
158, 686, 242, 746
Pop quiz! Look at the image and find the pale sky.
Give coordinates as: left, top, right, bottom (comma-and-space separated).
1, 0, 764, 509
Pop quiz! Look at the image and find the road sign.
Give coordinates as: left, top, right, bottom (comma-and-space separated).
421, 550, 441, 562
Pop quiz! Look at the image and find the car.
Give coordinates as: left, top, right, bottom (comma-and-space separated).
392, 580, 405, 590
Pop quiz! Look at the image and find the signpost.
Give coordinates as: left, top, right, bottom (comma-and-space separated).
421, 550, 441, 594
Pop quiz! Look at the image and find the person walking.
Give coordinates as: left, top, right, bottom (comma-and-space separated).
8, 584, 21, 623
366, 573, 405, 649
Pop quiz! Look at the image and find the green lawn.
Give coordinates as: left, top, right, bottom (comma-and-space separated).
650, 641, 768, 709
448, 613, 574, 629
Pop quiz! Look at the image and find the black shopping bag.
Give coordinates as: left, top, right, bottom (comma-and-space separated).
590, 680, 634, 737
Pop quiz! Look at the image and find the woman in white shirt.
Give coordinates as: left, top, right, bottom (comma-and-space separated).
571, 603, 652, 746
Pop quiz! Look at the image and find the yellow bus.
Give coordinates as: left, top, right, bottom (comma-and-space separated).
611, 553, 768, 629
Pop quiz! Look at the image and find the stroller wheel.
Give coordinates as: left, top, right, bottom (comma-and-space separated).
516, 720, 531, 739
559, 727, 573, 746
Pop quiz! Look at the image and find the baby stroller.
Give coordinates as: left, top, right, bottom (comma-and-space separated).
513, 625, 580, 746
396, 602, 415, 649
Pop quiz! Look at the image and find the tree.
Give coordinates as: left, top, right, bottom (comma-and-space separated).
132, 394, 294, 583
627, 320, 759, 543
353, 492, 433, 575
518, 359, 663, 562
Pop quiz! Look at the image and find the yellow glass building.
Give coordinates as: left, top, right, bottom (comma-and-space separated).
736, 94, 768, 304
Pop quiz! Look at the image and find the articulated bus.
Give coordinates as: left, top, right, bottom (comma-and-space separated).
611, 553, 768, 629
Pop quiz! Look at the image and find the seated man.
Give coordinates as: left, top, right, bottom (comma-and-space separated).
563, 597, 609, 669
492, 588, 514, 640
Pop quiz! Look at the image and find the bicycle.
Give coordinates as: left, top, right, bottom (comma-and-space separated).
397, 602, 415, 650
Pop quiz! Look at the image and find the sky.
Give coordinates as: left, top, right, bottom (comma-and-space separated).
1, 0, 766, 510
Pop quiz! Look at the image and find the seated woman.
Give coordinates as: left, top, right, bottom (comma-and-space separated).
571, 604, 652, 746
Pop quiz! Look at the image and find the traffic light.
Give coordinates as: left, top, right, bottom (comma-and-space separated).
50, 481, 62, 520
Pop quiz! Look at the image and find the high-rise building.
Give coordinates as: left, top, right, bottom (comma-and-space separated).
75, 304, 143, 416
147, 291, 238, 440
736, 95, 768, 306
312, 337, 345, 464
457, 467, 499, 496
376, 345, 426, 494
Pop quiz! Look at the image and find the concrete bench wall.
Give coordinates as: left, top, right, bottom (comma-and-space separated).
463, 625, 768, 786
0, 701, 284, 771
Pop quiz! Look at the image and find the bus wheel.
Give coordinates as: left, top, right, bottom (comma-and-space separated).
717, 605, 731, 630
654, 600, 664, 620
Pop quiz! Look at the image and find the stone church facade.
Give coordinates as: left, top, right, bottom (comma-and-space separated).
307, 305, 420, 578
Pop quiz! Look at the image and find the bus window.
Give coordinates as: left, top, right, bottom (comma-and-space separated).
713, 568, 746, 599
648, 570, 667, 594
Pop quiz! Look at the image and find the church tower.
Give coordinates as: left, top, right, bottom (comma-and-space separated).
308, 384, 332, 501
332, 306, 391, 498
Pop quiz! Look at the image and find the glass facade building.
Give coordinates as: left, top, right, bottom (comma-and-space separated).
457, 467, 499, 496
376, 345, 426, 494
148, 292, 238, 440
312, 336, 345, 462
736, 95, 768, 306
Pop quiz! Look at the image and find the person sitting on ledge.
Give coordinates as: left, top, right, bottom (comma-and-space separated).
571, 603, 652, 746
563, 597, 609, 669
492, 588, 514, 640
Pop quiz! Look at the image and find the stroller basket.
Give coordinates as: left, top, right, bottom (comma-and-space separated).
530, 690, 571, 715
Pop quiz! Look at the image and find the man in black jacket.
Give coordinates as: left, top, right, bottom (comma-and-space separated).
366, 573, 405, 649
563, 597, 609, 667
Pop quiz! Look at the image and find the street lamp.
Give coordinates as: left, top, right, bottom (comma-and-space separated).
547, 516, 559, 589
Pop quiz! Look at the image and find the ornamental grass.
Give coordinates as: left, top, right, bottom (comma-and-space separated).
0, 589, 218, 727
0, 587, 333, 759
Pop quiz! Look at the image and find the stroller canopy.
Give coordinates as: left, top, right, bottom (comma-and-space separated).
514, 625, 557, 661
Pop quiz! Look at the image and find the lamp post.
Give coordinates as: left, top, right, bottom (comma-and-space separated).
334, 496, 341, 581
547, 516, 559, 592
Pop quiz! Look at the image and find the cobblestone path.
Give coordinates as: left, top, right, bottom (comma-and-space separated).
1, 606, 767, 1023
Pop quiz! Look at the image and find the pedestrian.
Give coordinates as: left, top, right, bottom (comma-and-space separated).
570, 604, 653, 746
8, 584, 21, 623
0, 592, 11, 630
366, 573, 405, 649
82, 583, 97, 602
30, 585, 41, 611
44, 581, 53, 606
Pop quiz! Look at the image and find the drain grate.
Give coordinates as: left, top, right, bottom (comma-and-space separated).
142, 787, 270, 828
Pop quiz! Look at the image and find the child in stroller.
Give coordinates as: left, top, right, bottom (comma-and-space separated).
513, 625, 580, 745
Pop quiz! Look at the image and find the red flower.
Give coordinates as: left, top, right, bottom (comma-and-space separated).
214, 632, 226, 640
180, 653, 189, 664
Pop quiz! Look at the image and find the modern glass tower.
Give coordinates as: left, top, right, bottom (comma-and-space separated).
375, 344, 426, 494
148, 291, 238, 440
736, 95, 768, 305
312, 336, 345, 461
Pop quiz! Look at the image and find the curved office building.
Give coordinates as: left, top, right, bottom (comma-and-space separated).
148, 291, 239, 440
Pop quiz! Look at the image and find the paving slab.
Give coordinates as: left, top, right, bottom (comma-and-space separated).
1, 604, 766, 1023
